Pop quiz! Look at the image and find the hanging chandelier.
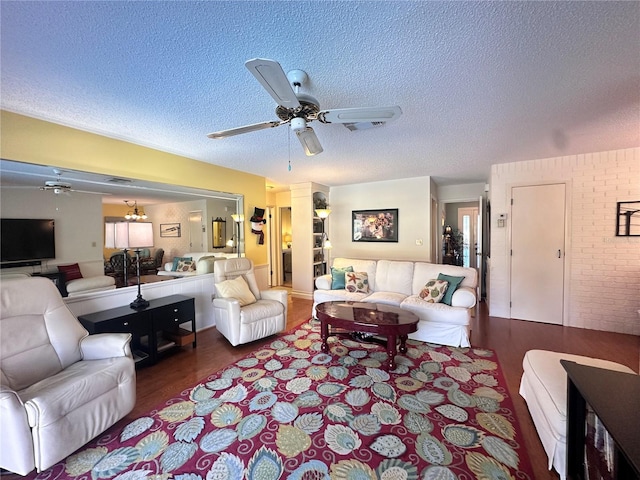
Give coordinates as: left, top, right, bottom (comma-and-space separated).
124, 200, 148, 221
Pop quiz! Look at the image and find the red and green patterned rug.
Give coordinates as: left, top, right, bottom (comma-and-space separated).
28, 321, 533, 479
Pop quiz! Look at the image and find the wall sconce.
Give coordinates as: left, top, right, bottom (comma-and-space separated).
124, 200, 148, 221
283, 232, 292, 248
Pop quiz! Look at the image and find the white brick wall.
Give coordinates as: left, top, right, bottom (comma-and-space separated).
489, 147, 640, 335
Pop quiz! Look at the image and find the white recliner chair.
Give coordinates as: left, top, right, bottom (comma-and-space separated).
213, 258, 287, 346
0, 277, 136, 475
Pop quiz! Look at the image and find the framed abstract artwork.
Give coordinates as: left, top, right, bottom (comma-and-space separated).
352, 209, 398, 242
160, 223, 181, 238
615, 201, 640, 236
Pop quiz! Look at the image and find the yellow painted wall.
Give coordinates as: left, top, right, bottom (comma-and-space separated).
1, 110, 268, 264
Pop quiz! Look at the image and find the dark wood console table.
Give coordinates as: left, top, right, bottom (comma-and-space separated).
79, 295, 196, 367
562, 360, 640, 480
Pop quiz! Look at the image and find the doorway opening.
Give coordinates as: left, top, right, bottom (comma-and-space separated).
281, 207, 292, 287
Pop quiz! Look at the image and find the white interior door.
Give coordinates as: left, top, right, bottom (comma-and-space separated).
458, 207, 478, 268
188, 211, 204, 251
510, 184, 565, 324
476, 195, 484, 299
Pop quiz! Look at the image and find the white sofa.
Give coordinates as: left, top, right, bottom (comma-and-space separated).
157, 252, 234, 277
61, 262, 116, 297
0, 262, 116, 297
313, 257, 478, 347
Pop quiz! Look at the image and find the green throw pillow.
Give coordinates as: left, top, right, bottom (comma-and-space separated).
437, 273, 465, 305
172, 256, 193, 271
331, 266, 354, 290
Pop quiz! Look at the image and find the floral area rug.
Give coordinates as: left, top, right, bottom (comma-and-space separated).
29, 321, 533, 480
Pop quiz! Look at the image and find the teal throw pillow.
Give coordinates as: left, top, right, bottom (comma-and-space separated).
331, 266, 354, 290
172, 256, 193, 271
437, 273, 465, 305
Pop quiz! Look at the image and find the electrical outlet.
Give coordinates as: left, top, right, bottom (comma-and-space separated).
415, 238, 423, 246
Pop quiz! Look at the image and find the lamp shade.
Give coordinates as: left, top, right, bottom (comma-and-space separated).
113, 222, 153, 249
315, 209, 331, 219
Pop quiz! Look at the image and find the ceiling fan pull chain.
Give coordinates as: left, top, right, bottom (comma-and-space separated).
288, 127, 292, 171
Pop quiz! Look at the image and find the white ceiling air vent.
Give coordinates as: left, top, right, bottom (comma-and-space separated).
343, 122, 386, 131
106, 177, 134, 184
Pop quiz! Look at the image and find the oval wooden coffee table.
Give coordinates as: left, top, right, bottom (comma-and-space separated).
316, 301, 419, 370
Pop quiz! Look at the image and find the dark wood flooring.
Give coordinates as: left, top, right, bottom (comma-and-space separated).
5, 296, 638, 479
132, 296, 639, 480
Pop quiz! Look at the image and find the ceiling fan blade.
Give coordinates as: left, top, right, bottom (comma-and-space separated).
207, 121, 282, 139
296, 127, 323, 156
245, 58, 300, 109
317, 105, 402, 124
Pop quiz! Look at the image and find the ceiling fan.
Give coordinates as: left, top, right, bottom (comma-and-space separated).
40, 169, 105, 195
207, 58, 402, 156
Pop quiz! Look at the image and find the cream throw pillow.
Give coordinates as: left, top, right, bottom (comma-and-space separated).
215, 275, 257, 306
419, 279, 449, 303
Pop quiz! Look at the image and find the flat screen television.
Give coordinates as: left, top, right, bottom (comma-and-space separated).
0, 218, 56, 263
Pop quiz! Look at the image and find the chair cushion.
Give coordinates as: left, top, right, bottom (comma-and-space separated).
216, 275, 256, 306
437, 273, 465, 305
345, 272, 369, 293
420, 279, 449, 303
66, 276, 115, 294
331, 266, 353, 289
362, 291, 408, 307
175, 259, 196, 272
58, 263, 83, 282
239, 299, 284, 324
171, 256, 192, 271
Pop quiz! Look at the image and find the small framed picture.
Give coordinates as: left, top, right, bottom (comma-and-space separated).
616, 201, 640, 236
352, 209, 398, 242
160, 223, 181, 238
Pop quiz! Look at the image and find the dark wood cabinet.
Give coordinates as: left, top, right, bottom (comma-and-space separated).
79, 295, 196, 366
33, 271, 68, 297
562, 360, 640, 480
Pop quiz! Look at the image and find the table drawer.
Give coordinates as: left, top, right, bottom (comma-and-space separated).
87, 314, 149, 335
152, 299, 194, 330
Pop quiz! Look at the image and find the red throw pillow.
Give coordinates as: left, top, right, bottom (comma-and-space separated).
58, 263, 83, 282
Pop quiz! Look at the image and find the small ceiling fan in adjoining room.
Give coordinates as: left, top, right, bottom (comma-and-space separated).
207, 58, 402, 156
39, 169, 107, 196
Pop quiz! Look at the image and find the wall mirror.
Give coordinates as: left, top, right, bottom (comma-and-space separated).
212, 217, 226, 248
0, 159, 245, 258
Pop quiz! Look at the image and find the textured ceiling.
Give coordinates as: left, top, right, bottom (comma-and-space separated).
1, 1, 639, 191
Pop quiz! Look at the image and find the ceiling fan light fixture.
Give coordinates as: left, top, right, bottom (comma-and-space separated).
290, 117, 307, 132
296, 127, 323, 156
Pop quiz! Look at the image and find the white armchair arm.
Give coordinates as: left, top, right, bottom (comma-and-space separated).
80, 333, 133, 360
451, 287, 477, 309
261, 289, 288, 321
212, 297, 242, 346
0, 386, 35, 475
315, 274, 332, 290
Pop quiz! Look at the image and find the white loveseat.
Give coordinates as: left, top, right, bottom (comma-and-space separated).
313, 257, 478, 347
157, 252, 232, 277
